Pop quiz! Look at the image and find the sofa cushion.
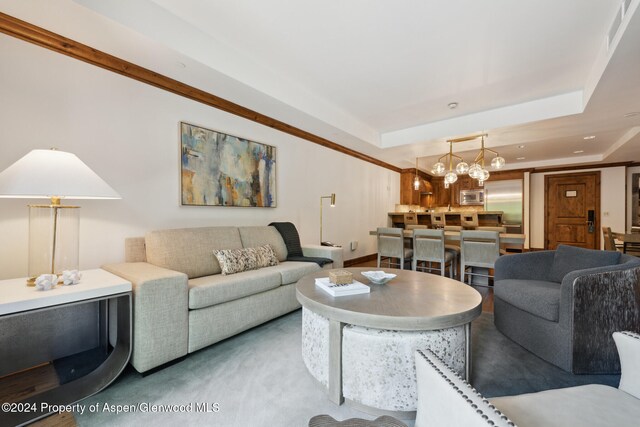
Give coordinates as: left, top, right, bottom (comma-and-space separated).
494, 279, 561, 322
550, 245, 621, 283
238, 226, 288, 262
264, 261, 321, 285
213, 245, 279, 275
146, 227, 242, 279
492, 384, 640, 427
188, 268, 282, 309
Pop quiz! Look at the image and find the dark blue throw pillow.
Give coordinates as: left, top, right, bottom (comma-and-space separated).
549, 244, 621, 283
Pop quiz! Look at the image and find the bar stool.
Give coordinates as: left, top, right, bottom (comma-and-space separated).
461, 212, 479, 229
406, 224, 428, 230
430, 212, 445, 229
475, 226, 509, 254
412, 229, 455, 278
403, 213, 418, 226
377, 227, 412, 270
460, 230, 501, 286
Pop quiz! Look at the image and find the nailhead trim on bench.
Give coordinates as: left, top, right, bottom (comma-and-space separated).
620, 331, 640, 340
417, 349, 516, 426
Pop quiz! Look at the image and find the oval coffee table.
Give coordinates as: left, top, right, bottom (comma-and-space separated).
296, 267, 481, 417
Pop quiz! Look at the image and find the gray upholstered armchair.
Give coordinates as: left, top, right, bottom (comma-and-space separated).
494, 245, 640, 373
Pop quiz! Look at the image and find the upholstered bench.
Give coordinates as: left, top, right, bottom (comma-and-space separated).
414, 331, 640, 426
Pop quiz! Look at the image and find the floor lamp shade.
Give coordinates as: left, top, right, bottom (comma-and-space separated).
0, 149, 120, 282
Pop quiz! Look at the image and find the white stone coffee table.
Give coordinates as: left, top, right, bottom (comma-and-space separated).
296, 267, 481, 417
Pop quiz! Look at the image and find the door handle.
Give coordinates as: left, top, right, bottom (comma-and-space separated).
587, 210, 595, 233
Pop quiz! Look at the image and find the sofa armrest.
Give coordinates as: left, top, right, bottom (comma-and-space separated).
414, 349, 514, 427
494, 251, 555, 281
560, 267, 640, 373
614, 331, 640, 399
102, 262, 189, 373
302, 244, 344, 268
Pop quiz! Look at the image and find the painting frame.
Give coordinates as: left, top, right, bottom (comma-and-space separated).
180, 122, 277, 207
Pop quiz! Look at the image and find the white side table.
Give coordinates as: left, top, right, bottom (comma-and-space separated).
0, 269, 132, 426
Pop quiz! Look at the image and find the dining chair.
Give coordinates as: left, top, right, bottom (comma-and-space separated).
377, 227, 412, 270
475, 226, 507, 232
431, 212, 445, 229
602, 226, 622, 252
461, 212, 479, 229
406, 224, 428, 230
460, 230, 501, 286
412, 229, 456, 278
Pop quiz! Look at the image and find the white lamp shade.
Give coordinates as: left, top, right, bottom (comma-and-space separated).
0, 149, 120, 199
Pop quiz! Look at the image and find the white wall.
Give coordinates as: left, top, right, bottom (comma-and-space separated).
0, 35, 399, 280
529, 167, 626, 249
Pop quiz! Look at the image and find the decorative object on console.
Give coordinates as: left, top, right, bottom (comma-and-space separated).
319, 193, 336, 246
60, 269, 82, 286
0, 149, 120, 285
35, 274, 57, 291
180, 122, 277, 207
432, 133, 505, 187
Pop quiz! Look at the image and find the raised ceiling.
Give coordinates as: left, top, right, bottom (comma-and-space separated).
2, 0, 640, 171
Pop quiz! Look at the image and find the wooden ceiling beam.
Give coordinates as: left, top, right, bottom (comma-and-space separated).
0, 12, 401, 173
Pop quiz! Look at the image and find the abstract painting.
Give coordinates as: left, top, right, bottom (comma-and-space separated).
180, 122, 277, 207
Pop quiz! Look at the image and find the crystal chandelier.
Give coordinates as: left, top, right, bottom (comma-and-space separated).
432, 133, 505, 187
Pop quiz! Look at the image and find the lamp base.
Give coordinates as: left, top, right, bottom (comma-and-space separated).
28, 204, 80, 283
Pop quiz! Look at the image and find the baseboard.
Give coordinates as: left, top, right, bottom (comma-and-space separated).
344, 253, 377, 267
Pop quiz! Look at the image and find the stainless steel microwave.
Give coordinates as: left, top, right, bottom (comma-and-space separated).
460, 189, 485, 205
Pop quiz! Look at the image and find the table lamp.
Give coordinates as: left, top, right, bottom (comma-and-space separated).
0, 149, 121, 285
320, 193, 336, 246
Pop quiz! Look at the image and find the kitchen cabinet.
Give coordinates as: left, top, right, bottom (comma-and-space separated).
400, 169, 433, 208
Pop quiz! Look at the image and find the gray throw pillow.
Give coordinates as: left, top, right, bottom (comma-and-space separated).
549, 244, 621, 283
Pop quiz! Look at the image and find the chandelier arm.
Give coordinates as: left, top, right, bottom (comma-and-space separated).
484, 148, 499, 156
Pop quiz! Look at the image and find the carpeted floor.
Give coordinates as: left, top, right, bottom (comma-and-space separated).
471, 313, 619, 397
74, 310, 620, 427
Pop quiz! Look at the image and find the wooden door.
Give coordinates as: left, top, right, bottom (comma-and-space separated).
545, 172, 600, 249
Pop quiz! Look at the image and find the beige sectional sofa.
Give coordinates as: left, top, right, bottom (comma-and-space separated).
103, 225, 343, 373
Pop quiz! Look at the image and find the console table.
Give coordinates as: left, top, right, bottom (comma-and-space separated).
0, 269, 132, 426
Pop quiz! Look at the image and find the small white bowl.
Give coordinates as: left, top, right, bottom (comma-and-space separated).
361, 271, 397, 285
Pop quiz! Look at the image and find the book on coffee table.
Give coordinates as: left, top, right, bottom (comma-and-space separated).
314, 277, 370, 297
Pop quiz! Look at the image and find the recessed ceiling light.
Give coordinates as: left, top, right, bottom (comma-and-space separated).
574, 150, 584, 154
624, 112, 640, 118
518, 145, 525, 149
516, 157, 525, 160
583, 135, 596, 140
448, 102, 458, 109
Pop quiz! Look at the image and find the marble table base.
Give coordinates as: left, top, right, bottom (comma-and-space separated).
301, 307, 468, 412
